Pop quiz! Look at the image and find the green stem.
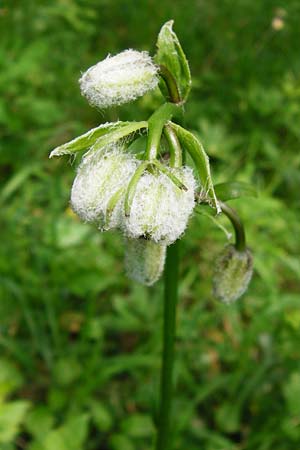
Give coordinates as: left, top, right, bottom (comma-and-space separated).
124, 160, 150, 217
153, 160, 187, 191
164, 123, 182, 168
145, 103, 182, 161
156, 241, 179, 450
219, 201, 246, 251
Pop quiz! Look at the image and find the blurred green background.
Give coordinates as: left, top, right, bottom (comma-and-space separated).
1, 1, 300, 449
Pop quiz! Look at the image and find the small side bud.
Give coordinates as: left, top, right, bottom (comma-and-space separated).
125, 238, 166, 286
213, 244, 253, 304
79, 49, 159, 109
70, 145, 138, 230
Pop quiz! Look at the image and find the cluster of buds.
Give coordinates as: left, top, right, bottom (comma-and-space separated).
54, 39, 200, 286
50, 21, 253, 301
70, 138, 197, 285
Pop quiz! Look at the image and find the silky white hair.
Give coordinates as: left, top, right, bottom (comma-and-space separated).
125, 238, 166, 286
124, 166, 197, 245
79, 49, 159, 108
70, 144, 138, 230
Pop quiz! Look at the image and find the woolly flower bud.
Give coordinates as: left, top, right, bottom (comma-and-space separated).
125, 166, 196, 245
79, 49, 159, 108
125, 237, 166, 286
213, 244, 253, 304
71, 145, 138, 230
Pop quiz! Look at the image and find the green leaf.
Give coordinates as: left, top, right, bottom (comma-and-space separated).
155, 20, 191, 101
25, 406, 55, 440
49, 121, 148, 157
215, 402, 241, 433
90, 400, 113, 432
0, 358, 24, 400
109, 434, 135, 450
0, 400, 30, 443
214, 181, 257, 201
121, 414, 154, 438
41, 414, 89, 450
170, 122, 220, 212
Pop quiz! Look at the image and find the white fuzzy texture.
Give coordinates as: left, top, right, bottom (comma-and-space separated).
125, 238, 166, 286
213, 245, 253, 304
79, 49, 159, 108
71, 145, 138, 230
124, 166, 196, 245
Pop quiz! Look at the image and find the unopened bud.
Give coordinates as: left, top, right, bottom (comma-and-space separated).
213, 244, 253, 304
70, 145, 138, 230
79, 49, 159, 109
125, 237, 166, 286
124, 166, 196, 245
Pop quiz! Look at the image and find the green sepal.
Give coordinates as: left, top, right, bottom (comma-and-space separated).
214, 181, 257, 202
49, 121, 148, 158
155, 20, 191, 102
169, 122, 220, 212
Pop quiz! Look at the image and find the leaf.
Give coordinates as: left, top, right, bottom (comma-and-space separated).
170, 122, 220, 212
0, 358, 24, 400
25, 406, 55, 440
155, 20, 191, 101
0, 400, 30, 443
89, 400, 113, 432
214, 181, 257, 201
215, 402, 241, 433
41, 414, 89, 450
109, 434, 135, 450
121, 414, 154, 438
49, 121, 148, 157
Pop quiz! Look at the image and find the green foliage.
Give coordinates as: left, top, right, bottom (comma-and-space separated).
1, 1, 300, 449
155, 20, 191, 101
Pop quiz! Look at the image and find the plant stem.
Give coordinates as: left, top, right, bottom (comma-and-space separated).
164, 123, 182, 168
219, 201, 246, 251
145, 103, 182, 161
156, 241, 179, 450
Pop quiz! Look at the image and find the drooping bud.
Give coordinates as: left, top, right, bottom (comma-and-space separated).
213, 244, 253, 304
125, 237, 166, 286
70, 145, 138, 230
79, 50, 159, 109
124, 166, 196, 245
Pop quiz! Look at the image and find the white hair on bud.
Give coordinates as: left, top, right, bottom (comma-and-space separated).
71, 144, 138, 230
124, 166, 197, 245
79, 49, 159, 108
125, 237, 166, 286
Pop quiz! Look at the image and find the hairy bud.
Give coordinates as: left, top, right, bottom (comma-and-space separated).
125, 237, 166, 286
71, 145, 138, 230
79, 49, 159, 108
213, 244, 253, 304
124, 166, 196, 245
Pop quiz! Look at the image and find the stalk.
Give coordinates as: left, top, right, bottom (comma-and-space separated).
155, 241, 179, 450
155, 70, 183, 450
219, 201, 246, 252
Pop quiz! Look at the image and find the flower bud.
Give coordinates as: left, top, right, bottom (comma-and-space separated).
124, 166, 196, 245
213, 244, 253, 304
79, 49, 159, 109
70, 145, 138, 230
125, 237, 166, 286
